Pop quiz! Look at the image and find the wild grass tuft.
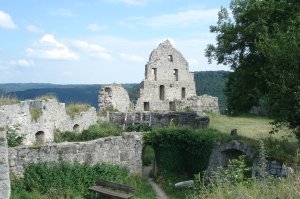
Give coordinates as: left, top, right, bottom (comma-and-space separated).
66, 103, 91, 119
35, 95, 57, 101
30, 108, 42, 122
0, 96, 19, 106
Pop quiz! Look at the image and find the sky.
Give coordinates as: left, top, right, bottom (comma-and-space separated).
0, 0, 231, 84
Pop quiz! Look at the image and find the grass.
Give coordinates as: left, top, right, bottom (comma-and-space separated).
208, 113, 295, 140
30, 108, 42, 122
0, 96, 19, 106
66, 103, 91, 119
35, 95, 57, 101
54, 122, 122, 142
11, 161, 156, 199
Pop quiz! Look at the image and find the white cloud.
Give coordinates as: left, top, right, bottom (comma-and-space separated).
121, 8, 219, 29
71, 40, 112, 61
49, 9, 76, 17
9, 59, 35, 67
103, 0, 155, 6
120, 53, 144, 62
0, 11, 17, 29
26, 25, 43, 33
26, 34, 79, 61
87, 23, 107, 32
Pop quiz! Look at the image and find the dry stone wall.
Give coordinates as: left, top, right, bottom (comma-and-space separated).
8, 132, 143, 177
0, 131, 10, 199
109, 111, 209, 129
0, 99, 97, 145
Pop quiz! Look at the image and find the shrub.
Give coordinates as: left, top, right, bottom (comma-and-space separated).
66, 103, 91, 119
54, 122, 122, 142
30, 108, 42, 122
6, 126, 24, 147
127, 124, 152, 132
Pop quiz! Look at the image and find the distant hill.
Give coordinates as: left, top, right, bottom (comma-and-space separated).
2, 71, 229, 112
194, 71, 230, 112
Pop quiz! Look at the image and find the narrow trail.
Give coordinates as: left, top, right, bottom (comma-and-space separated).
143, 163, 168, 199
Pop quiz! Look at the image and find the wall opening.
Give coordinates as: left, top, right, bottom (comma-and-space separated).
173, 69, 178, 81
35, 131, 45, 144
168, 55, 173, 62
144, 102, 149, 111
169, 115, 179, 126
169, 101, 176, 111
221, 149, 244, 167
159, 85, 165, 100
152, 68, 157, 81
181, 87, 186, 99
73, 124, 80, 132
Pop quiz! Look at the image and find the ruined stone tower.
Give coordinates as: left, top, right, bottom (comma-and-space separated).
135, 40, 197, 111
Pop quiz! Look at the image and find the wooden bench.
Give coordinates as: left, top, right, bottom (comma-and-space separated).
89, 179, 135, 199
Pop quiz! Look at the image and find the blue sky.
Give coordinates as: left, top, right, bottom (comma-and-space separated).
0, 0, 231, 84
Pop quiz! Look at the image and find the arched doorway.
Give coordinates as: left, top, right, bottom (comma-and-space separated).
73, 124, 80, 132
35, 131, 45, 144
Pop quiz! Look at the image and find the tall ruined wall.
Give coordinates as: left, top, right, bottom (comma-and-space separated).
109, 111, 209, 129
0, 99, 97, 145
8, 132, 143, 177
99, 85, 131, 113
136, 40, 197, 111
0, 131, 10, 199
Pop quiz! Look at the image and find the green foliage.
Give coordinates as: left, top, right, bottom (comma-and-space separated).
127, 124, 152, 132
206, 0, 300, 139
6, 126, 24, 147
66, 103, 91, 119
144, 128, 233, 177
30, 108, 42, 122
142, 145, 155, 166
54, 122, 122, 142
11, 162, 156, 199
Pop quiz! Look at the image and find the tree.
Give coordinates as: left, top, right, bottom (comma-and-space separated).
206, 0, 300, 139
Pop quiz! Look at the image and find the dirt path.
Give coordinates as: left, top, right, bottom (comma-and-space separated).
143, 164, 168, 199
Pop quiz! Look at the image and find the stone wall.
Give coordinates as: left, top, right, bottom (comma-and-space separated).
109, 111, 209, 129
175, 95, 220, 113
8, 132, 143, 177
0, 131, 10, 199
98, 84, 132, 113
0, 99, 97, 145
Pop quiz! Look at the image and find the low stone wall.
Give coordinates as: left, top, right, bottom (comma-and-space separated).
0, 131, 10, 199
109, 111, 209, 129
8, 132, 143, 177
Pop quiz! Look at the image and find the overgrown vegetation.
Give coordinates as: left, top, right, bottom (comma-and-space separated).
66, 103, 91, 119
0, 96, 19, 106
127, 124, 152, 132
6, 126, 24, 147
142, 145, 155, 166
54, 122, 122, 142
11, 161, 156, 199
30, 108, 42, 122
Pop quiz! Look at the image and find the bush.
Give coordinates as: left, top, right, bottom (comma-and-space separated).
6, 126, 24, 147
66, 103, 91, 119
127, 124, 152, 132
54, 122, 122, 142
11, 162, 156, 199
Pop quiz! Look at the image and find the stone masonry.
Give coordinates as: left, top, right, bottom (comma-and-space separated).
8, 132, 143, 177
109, 111, 209, 129
0, 98, 97, 145
0, 131, 10, 199
135, 40, 219, 113
98, 84, 132, 113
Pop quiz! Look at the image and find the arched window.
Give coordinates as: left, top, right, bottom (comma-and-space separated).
73, 124, 80, 132
35, 131, 45, 144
